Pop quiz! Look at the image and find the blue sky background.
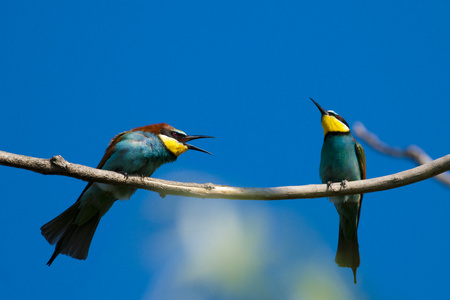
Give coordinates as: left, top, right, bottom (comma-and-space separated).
1, 0, 449, 299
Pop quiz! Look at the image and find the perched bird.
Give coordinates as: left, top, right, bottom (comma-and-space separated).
311, 98, 366, 284
41, 123, 213, 266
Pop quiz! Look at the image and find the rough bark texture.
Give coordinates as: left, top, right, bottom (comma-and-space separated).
0, 150, 449, 201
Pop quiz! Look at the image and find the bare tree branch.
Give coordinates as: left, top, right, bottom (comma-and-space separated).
353, 121, 450, 187
1, 150, 450, 200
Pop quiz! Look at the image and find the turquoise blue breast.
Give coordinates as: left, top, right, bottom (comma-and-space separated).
101, 131, 176, 176
94, 131, 177, 200
319, 133, 361, 184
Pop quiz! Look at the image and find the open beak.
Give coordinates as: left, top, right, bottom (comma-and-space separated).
183, 135, 214, 155
310, 98, 329, 116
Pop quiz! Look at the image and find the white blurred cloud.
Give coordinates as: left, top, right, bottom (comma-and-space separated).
141, 170, 364, 300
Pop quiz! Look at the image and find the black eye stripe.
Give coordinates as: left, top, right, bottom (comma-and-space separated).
327, 111, 350, 128
171, 131, 186, 138
337, 116, 349, 128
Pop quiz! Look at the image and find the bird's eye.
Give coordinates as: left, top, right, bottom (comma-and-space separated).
172, 132, 179, 137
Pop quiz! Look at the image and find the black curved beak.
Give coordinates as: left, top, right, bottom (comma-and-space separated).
310, 98, 328, 116
183, 135, 215, 155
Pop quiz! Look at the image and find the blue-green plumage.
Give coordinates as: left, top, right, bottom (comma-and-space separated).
97, 131, 177, 200
311, 98, 366, 284
41, 123, 212, 266
102, 131, 176, 175
320, 133, 361, 185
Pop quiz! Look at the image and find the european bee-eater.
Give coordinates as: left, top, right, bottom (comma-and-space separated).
41, 123, 213, 266
311, 98, 366, 284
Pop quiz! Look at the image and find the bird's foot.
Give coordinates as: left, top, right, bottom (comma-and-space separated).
118, 171, 129, 180
326, 181, 333, 189
340, 180, 348, 188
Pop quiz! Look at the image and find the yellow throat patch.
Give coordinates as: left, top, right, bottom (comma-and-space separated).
321, 115, 350, 135
159, 134, 188, 157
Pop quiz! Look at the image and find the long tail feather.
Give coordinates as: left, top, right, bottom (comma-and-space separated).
334, 200, 361, 284
41, 203, 79, 245
335, 221, 360, 283
41, 203, 101, 266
